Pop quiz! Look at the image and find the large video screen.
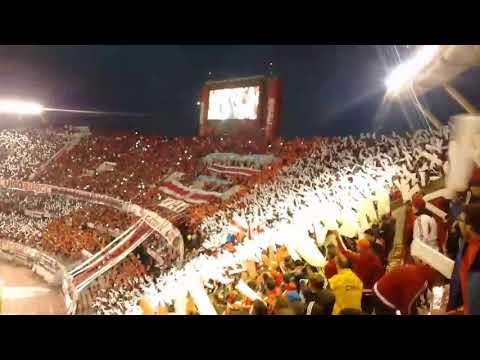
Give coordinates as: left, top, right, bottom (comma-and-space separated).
208, 86, 260, 120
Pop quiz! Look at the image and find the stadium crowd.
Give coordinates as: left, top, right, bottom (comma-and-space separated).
90, 126, 475, 315
0, 212, 48, 249
0, 128, 70, 180
0, 190, 84, 250
38, 133, 269, 211
193, 129, 447, 251
2, 125, 480, 315
0, 187, 138, 258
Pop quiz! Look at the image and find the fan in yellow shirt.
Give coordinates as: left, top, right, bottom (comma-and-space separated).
328, 255, 363, 315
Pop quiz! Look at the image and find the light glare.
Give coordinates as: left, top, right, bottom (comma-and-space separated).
385, 45, 440, 95
0, 100, 44, 115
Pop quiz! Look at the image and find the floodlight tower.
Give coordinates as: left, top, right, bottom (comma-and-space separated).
385, 45, 480, 130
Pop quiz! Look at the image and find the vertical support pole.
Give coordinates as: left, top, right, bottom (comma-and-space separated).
444, 83, 478, 114
199, 86, 210, 137
416, 102, 443, 130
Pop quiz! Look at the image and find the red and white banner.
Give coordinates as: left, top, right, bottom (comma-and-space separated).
0, 178, 51, 194
158, 198, 191, 213
70, 220, 153, 292
207, 164, 260, 178
159, 181, 222, 204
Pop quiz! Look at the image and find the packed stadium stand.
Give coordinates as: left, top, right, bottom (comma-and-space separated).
0, 122, 468, 315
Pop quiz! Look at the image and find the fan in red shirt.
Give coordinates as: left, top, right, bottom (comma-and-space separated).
270, 269, 284, 287
373, 263, 442, 315
264, 278, 282, 314
336, 233, 385, 314
324, 243, 338, 279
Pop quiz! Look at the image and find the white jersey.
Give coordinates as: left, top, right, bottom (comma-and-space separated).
413, 214, 438, 251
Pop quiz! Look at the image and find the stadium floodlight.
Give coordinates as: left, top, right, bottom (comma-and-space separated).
385, 45, 441, 96
0, 100, 44, 115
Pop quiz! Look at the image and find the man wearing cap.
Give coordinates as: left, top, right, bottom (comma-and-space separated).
335, 233, 384, 314
373, 262, 441, 315
447, 203, 480, 315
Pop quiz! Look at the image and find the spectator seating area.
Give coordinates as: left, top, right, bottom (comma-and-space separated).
1, 125, 477, 315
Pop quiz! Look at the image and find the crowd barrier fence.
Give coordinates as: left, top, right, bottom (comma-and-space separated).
0, 238, 77, 315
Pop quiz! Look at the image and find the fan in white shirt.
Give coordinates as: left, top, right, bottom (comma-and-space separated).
413, 212, 439, 251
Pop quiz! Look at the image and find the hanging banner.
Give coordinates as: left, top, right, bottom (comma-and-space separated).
69, 220, 142, 278
202, 153, 277, 168
159, 181, 222, 204
207, 164, 260, 178
158, 198, 191, 213
0, 179, 51, 194
72, 222, 153, 292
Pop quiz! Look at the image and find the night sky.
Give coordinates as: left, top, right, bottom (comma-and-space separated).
1, 45, 479, 138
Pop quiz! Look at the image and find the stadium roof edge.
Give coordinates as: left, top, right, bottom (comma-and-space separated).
392, 45, 480, 99
205, 75, 275, 86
